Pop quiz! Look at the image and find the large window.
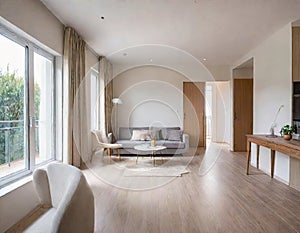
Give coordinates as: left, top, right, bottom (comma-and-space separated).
0, 27, 55, 187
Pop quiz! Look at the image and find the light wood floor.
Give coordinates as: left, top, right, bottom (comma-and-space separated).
82, 143, 300, 233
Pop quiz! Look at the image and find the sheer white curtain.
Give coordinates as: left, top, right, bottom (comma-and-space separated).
98, 57, 113, 142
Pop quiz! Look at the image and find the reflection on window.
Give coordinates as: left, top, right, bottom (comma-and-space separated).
34, 52, 54, 164
0, 34, 26, 178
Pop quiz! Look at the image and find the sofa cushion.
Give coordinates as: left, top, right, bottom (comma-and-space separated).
24, 208, 56, 233
119, 128, 131, 140
166, 129, 183, 141
119, 127, 149, 140
161, 127, 181, 140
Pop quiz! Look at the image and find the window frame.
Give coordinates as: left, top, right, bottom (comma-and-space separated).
32, 49, 56, 167
90, 69, 99, 130
0, 24, 56, 188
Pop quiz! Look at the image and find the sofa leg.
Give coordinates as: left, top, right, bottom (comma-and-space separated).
117, 149, 120, 160
108, 148, 112, 156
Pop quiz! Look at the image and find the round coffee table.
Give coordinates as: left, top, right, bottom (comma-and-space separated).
134, 144, 167, 165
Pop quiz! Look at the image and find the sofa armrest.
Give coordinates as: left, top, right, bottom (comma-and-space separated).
33, 169, 52, 208
182, 134, 189, 149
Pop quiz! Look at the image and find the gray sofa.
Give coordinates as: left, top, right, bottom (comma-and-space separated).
115, 127, 189, 155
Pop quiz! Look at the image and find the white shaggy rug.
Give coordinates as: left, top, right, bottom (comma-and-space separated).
86, 154, 193, 190
117, 157, 190, 177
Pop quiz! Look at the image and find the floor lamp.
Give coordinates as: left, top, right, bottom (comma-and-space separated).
112, 98, 122, 140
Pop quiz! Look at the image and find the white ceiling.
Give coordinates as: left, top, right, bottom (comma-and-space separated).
41, 0, 300, 66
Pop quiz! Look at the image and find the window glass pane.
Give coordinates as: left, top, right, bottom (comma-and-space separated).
0, 34, 26, 178
34, 52, 53, 164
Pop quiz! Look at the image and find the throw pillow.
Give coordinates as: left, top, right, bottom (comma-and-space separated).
131, 130, 151, 141
149, 128, 162, 140
166, 129, 183, 141
162, 127, 181, 140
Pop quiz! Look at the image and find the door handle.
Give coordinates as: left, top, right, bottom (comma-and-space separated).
234, 112, 237, 120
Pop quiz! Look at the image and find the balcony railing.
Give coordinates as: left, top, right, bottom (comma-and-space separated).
0, 120, 39, 166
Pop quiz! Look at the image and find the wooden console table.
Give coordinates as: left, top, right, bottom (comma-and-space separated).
246, 135, 300, 178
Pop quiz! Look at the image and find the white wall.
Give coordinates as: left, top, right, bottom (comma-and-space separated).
0, 182, 39, 232
113, 66, 231, 144
233, 68, 253, 79
206, 65, 231, 81
232, 23, 292, 183
85, 47, 99, 73
114, 66, 187, 131
0, 1, 65, 232
0, 0, 64, 55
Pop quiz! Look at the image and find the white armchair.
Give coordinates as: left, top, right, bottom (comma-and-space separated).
24, 163, 94, 233
92, 130, 122, 161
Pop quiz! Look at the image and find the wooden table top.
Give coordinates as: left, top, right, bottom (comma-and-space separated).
246, 134, 300, 160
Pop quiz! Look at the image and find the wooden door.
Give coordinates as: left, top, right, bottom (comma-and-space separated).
292, 27, 300, 81
183, 82, 206, 147
233, 79, 253, 151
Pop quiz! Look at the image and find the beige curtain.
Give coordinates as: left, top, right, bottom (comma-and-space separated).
99, 57, 113, 141
63, 27, 86, 167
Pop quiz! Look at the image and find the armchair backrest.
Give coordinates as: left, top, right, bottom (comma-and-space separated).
47, 163, 82, 208
32, 163, 95, 233
92, 130, 103, 144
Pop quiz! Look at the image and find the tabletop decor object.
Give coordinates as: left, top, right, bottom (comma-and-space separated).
280, 125, 296, 140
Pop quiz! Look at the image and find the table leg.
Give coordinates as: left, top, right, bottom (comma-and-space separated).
152, 151, 156, 166
117, 149, 120, 160
256, 145, 260, 169
107, 148, 111, 157
246, 140, 251, 175
271, 150, 275, 178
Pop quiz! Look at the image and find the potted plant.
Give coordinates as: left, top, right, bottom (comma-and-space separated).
280, 125, 296, 140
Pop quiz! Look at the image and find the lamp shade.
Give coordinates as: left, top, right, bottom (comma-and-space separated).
112, 98, 122, 104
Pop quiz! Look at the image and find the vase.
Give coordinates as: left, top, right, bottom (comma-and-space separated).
283, 134, 292, 140
151, 139, 156, 147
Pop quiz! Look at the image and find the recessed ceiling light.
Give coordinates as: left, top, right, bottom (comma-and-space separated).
150, 59, 153, 62
203, 58, 207, 61
123, 53, 127, 56
100, 16, 105, 20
